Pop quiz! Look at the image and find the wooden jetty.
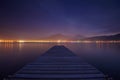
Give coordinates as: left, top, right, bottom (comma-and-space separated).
6, 46, 105, 80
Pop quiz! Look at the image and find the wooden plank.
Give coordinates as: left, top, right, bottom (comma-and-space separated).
20, 68, 97, 71
23, 65, 94, 68
41, 46, 76, 57
21, 68, 97, 71
17, 70, 102, 74
6, 45, 105, 80
28, 62, 89, 65
12, 74, 105, 78
5, 78, 105, 80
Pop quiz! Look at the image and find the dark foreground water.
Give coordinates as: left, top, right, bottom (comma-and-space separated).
0, 43, 120, 80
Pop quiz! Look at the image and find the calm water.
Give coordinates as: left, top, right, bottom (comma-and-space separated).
0, 43, 120, 80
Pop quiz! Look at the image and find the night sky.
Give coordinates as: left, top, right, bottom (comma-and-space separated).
0, 0, 120, 39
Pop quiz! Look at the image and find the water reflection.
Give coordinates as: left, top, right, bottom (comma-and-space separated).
4, 43, 12, 49
18, 43, 24, 51
0, 43, 120, 79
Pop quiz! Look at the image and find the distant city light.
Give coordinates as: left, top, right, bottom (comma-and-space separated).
18, 40, 24, 43
0, 40, 120, 43
57, 40, 61, 43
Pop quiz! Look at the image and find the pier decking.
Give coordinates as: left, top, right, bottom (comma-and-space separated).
6, 46, 105, 80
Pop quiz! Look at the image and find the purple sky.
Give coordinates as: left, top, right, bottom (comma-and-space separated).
0, 0, 120, 39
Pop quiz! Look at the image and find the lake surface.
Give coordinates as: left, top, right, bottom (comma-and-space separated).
0, 43, 120, 80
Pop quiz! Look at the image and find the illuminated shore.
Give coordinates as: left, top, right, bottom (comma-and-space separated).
0, 40, 120, 43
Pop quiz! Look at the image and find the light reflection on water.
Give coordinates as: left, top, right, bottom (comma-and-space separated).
0, 43, 120, 79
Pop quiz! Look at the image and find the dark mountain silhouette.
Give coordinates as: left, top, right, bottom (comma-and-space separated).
44, 34, 72, 40
44, 33, 120, 41
85, 33, 120, 40
44, 34, 85, 40
1, 33, 119, 40
73, 35, 86, 40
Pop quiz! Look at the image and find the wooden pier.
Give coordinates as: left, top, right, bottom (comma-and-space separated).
6, 46, 105, 80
